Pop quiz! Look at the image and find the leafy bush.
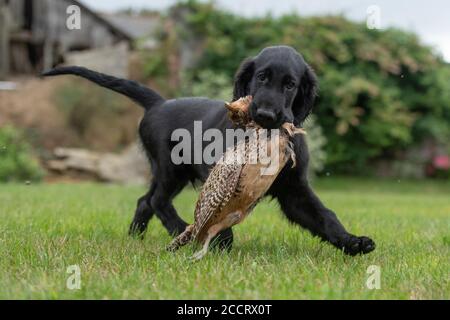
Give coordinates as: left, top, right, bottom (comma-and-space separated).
0, 126, 44, 182
146, 1, 450, 174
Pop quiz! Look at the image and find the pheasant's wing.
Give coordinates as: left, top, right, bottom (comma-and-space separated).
193, 161, 243, 238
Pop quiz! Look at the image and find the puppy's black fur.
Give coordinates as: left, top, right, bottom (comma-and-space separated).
42, 46, 375, 255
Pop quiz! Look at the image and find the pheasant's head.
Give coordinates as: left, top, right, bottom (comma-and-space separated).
225, 96, 253, 126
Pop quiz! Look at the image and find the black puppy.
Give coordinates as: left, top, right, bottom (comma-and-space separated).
42, 46, 375, 256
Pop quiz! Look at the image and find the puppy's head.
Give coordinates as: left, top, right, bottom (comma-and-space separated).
233, 46, 318, 128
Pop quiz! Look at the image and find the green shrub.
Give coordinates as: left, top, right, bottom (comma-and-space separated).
0, 126, 44, 182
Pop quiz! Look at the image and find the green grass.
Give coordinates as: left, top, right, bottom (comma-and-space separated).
0, 178, 449, 299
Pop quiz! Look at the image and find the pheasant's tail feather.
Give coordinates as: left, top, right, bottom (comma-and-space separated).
166, 225, 194, 252
193, 162, 243, 237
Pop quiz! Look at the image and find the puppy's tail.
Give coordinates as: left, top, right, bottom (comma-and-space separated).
41, 66, 165, 110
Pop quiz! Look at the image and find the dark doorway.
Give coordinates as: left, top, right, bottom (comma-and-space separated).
24, 0, 33, 30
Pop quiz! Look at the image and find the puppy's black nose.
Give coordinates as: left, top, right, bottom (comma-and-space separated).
256, 109, 276, 123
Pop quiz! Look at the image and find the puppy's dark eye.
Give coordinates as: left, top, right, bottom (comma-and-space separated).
285, 81, 296, 90
257, 73, 267, 82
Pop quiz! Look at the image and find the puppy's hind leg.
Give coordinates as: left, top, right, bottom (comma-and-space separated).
151, 175, 189, 236
129, 183, 156, 238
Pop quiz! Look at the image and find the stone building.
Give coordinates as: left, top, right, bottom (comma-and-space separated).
0, 0, 134, 79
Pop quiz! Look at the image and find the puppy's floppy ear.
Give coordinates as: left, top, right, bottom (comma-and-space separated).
292, 64, 318, 126
233, 57, 255, 101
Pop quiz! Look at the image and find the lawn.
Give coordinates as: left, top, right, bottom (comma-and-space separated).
0, 178, 449, 299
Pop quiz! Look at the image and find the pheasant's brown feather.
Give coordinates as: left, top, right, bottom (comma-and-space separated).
192, 158, 243, 239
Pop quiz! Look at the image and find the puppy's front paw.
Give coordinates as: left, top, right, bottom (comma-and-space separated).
343, 235, 375, 256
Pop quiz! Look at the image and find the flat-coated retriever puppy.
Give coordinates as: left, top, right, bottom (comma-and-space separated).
43, 46, 375, 255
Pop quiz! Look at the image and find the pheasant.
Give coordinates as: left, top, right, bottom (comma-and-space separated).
167, 96, 306, 260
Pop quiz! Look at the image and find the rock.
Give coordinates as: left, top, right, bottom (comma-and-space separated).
47, 143, 150, 185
